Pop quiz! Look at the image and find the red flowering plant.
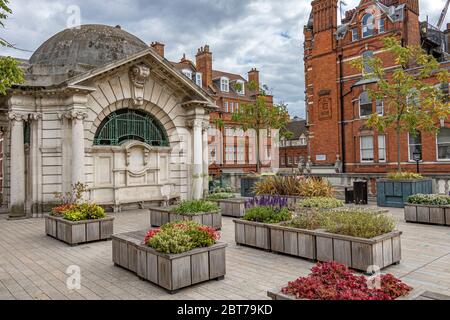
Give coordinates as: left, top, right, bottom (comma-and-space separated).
282, 262, 412, 300
51, 204, 75, 217
143, 221, 221, 254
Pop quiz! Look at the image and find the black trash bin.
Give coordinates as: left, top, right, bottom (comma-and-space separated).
353, 180, 368, 205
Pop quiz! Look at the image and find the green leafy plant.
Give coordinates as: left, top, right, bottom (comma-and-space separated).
62, 203, 106, 222
387, 172, 424, 181
53, 182, 89, 205
287, 210, 327, 230
298, 197, 344, 209
350, 37, 449, 172
297, 178, 334, 198
172, 200, 219, 216
145, 221, 220, 254
253, 176, 334, 198
243, 206, 292, 224
408, 194, 450, 206
206, 193, 236, 200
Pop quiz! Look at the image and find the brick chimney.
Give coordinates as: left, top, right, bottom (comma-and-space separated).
398, 0, 419, 15
311, 0, 337, 34
248, 68, 260, 93
196, 45, 213, 88
151, 42, 165, 58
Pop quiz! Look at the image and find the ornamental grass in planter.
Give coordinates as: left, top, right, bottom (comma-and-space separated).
234, 196, 292, 250
150, 200, 222, 229
46, 183, 114, 245
298, 197, 344, 210
112, 221, 227, 293
405, 194, 450, 226
268, 262, 412, 301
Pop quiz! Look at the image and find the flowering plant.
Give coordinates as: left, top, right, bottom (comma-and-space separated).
282, 262, 412, 300
51, 204, 75, 217
245, 196, 289, 210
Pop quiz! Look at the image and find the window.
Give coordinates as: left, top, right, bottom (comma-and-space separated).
362, 14, 374, 38
362, 51, 374, 74
378, 135, 386, 162
351, 28, 358, 42
235, 80, 245, 95
281, 156, 286, 166
360, 136, 374, 162
225, 146, 236, 162
224, 101, 229, 113
359, 92, 373, 118
235, 102, 239, 112
195, 73, 202, 87
437, 128, 450, 161
439, 82, 449, 103
378, 18, 385, 33
266, 145, 272, 160
300, 135, 307, 146
221, 77, 230, 92
407, 89, 420, 107
230, 102, 234, 113
376, 99, 384, 115
288, 156, 293, 166
294, 156, 299, 165
237, 146, 245, 162
408, 132, 422, 162
182, 69, 192, 79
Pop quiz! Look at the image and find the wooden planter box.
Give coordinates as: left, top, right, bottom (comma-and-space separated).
269, 224, 316, 260
211, 198, 247, 218
149, 207, 222, 230
405, 204, 450, 226
377, 179, 433, 208
314, 230, 402, 271
234, 219, 271, 250
112, 231, 227, 293
45, 215, 114, 245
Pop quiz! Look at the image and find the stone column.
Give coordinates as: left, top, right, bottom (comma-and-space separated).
202, 122, 209, 196
192, 119, 203, 200
8, 112, 27, 218
67, 111, 88, 186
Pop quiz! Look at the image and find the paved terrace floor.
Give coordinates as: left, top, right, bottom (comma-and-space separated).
0, 207, 450, 300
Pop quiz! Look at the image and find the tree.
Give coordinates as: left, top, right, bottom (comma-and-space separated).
0, 0, 24, 95
231, 83, 290, 173
351, 37, 449, 172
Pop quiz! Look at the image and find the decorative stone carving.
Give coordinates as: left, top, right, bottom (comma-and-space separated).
130, 63, 151, 106
8, 112, 29, 122
62, 110, 88, 121
186, 119, 204, 129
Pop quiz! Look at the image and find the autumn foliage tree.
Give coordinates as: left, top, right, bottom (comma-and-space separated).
351, 37, 449, 172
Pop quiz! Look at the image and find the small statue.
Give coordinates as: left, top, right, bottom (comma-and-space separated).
298, 156, 305, 175
335, 154, 343, 174
305, 156, 313, 174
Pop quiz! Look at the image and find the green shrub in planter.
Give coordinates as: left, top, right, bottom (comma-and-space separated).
206, 193, 236, 200
298, 197, 344, 210
287, 210, 327, 230
172, 200, 219, 215
387, 172, 424, 181
243, 206, 292, 224
407, 194, 450, 206
63, 203, 106, 221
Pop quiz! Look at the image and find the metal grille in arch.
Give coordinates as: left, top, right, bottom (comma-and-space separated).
94, 109, 169, 147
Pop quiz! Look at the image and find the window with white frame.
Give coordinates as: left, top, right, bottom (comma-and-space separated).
437, 128, 450, 161
287, 156, 293, 166
362, 14, 374, 38
230, 102, 234, 113
235, 80, 245, 95
378, 135, 386, 162
281, 156, 286, 166
300, 135, 307, 146
237, 146, 245, 162
351, 28, 358, 42
248, 145, 254, 162
224, 101, 229, 113
225, 146, 236, 162
378, 18, 385, 33
376, 99, 384, 115
182, 69, 192, 79
408, 132, 422, 162
220, 77, 230, 92
195, 73, 202, 87
360, 136, 374, 162
362, 51, 374, 74
359, 91, 373, 118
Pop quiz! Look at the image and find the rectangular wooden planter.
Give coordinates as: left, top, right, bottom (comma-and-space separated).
149, 207, 222, 229
45, 215, 114, 245
234, 219, 271, 250
269, 224, 317, 260
314, 230, 402, 271
212, 198, 247, 218
405, 204, 450, 226
377, 179, 433, 208
112, 231, 227, 293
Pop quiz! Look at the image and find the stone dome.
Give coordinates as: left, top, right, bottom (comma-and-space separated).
29, 24, 148, 77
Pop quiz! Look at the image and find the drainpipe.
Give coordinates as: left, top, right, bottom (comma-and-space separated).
339, 53, 346, 173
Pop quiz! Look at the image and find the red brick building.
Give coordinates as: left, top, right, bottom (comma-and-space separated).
150, 42, 276, 176
304, 0, 450, 174
279, 117, 309, 170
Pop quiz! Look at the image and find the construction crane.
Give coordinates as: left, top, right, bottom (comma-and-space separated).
437, 0, 450, 30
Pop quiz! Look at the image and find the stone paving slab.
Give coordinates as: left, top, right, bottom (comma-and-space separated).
0, 207, 450, 300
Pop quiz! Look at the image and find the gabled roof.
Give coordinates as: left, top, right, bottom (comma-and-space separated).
282, 119, 308, 140
212, 70, 246, 82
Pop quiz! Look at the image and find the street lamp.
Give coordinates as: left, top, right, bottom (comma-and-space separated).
413, 151, 422, 174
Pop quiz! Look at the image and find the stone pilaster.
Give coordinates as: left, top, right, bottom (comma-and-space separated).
202, 122, 210, 196
64, 111, 88, 186
8, 112, 28, 218
187, 119, 204, 200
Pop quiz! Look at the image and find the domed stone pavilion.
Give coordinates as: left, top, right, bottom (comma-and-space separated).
0, 24, 215, 218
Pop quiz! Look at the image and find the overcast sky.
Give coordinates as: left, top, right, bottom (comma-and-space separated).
0, 0, 447, 118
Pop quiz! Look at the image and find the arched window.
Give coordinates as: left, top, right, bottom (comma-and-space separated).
94, 109, 169, 147
359, 91, 373, 117
362, 14, 374, 38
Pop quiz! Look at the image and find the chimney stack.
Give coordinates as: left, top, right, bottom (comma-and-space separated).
151, 42, 165, 58
196, 45, 213, 89
248, 68, 260, 93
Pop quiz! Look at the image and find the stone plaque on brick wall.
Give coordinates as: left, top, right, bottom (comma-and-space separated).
318, 97, 332, 120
